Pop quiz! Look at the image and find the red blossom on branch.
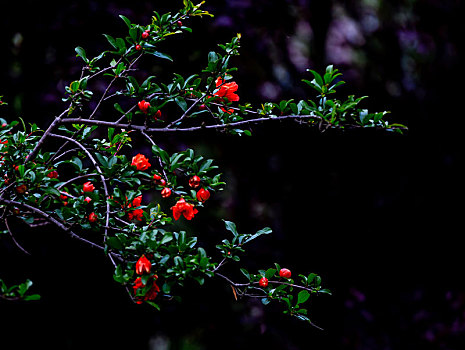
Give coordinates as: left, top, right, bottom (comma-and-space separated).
214, 77, 240, 102
83, 181, 95, 193
138, 100, 150, 113
131, 154, 151, 171
196, 188, 210, 202
133, 276, 160, 304
171, 198, 198, 221
135, 255, 152, 275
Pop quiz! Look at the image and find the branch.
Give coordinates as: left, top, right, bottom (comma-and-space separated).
60, 114, 321, 132
49, 133, 111, 247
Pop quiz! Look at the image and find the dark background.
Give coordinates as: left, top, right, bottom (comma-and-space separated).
1, 0, 464, 349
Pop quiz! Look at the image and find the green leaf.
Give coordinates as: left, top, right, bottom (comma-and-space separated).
23, 294, 41, 301
175, 96, 188, 112
149, 51, 173, 61
103, 34, 118, 49
240, 268, 250, 280
244, 227, 272, 244
75, 46, 88, 63
265, 268, 276, 280
223, 220, 238, 236
119, 15, 132, 28
297, 290, 310, 304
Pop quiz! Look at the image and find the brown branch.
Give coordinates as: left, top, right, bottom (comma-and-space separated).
49, 133, 112, 250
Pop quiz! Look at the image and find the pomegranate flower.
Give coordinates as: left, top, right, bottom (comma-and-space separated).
131, 154, 151, 171
135, 255, 151, 275
83, 181, 95, 193
133, 276, 160, 304
128, 208, 144, 221
138, 100, 150, 113
196, 188, 210, 202
171, 198, 198, 221
88, 212, 98, 223
188, 175, 201, 188
214, 77, 240, 102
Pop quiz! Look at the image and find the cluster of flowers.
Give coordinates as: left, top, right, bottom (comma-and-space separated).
133, 254, 160, 304
78, 153, 212, 223
258, 268, 292, 287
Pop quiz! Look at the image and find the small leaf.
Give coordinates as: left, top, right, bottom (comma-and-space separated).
149, 51, 173, 61
297, 290, 310, 304
223, 220, 238, 236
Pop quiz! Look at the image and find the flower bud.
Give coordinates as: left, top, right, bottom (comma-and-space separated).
135, 254, 151, 275
279, 268, 292, 279
88, 212, 98, 223
259, 277, 269, 287
196, 188, 210, 202
83, 181, 95, 193
161, 187, 172, 198
188, 175, 201, 188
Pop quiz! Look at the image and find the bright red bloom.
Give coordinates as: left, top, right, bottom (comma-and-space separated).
220, 107, 234, 115
188, 175, 201, 188
171, 198, 198, 221
83, 181, 95, 192
47, 170, 58, 179
0, 139, 8, 145
153, 173, 162, 181
196, 188, 210, 202
60, 193, 68, 201
161, 187, 172, 198
128, 208, 144, 221
135, 255, 152, 275
279, 268, 292, 279
88, 212, 98, 223
154, 110, 162, 120
133, 276, 160, 304
214, 77, 240, 102
138, 100, 150, 113
84, 197, 92, 203
259, 277, 269, 287
131, 195, 142, 208
131, 154, 151, 171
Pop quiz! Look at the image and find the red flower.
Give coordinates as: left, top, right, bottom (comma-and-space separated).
154, 110, 162, 120
47, 170, 58, 179
171, 198, 198, 221
214, 77, 240, 102
132, 154, 151, 171
128, 208, 144, 221
161, 187, 172, 198
259, 277, 269, 287
133, 276, 160, 304
220, 107, 234, 115
84, 197, 92, 203
0, 139, 8, 145
279, 268, 292, 279
131, 195, 142, 208
196, 188, 210, 202
153, 173, 162, 181
88, 212, 98, 223
135, 254, 152, 275
16, 184, 27, 194
188, 175, 201, 188
83, 181, 95, 193
138, 100, 150, 113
